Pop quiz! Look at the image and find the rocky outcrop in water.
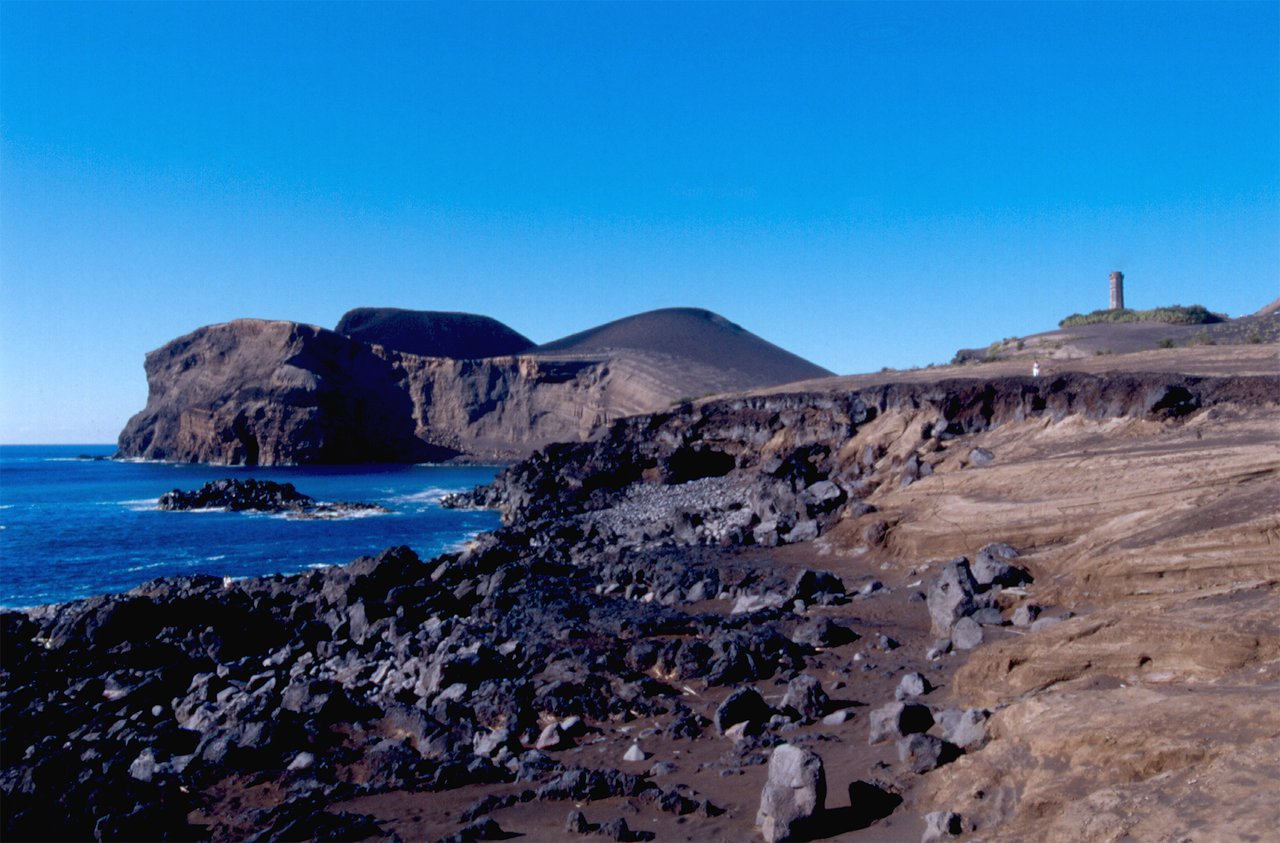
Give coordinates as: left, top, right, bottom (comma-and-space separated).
158, 478, 388, 518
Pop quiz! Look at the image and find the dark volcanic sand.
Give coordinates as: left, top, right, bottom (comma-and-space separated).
182, 536, 1014, 842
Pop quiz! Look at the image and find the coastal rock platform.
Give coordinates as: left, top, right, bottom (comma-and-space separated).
5, 345, 1278, 842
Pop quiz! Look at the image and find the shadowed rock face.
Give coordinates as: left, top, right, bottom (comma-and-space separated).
116, 309, 835, 465
335, 308, 535, 359
116, 320, 445, 465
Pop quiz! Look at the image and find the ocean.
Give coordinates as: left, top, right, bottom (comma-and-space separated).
0, 444, 501, 610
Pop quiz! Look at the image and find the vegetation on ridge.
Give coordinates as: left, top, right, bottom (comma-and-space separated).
1058, 304, 1225, 328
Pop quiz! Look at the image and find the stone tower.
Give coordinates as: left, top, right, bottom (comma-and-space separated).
1109, 271, 1125, 310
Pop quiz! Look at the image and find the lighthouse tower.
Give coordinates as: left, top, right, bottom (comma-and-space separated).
1109, 271, 1125, 310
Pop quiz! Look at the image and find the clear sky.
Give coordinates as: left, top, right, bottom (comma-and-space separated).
2, 2, 1277, 444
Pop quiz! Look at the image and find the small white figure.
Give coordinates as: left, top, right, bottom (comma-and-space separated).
223, 575, 233, 589
1031, 360, 1041, 378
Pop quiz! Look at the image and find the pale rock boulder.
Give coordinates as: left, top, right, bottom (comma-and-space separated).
922, 810, 963, 841
951, 617, 985, 650
926, 559, 981, 635
756, 744, 826, 843
971, 542, 1031, 587
622, 743, 648, 762
1011, 603, 1042, 627
894, 672, 932, 700
535, 722, 571, 751
936, 707, 991, 751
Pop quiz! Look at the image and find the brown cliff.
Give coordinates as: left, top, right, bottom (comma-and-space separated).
116, 309, 832, 465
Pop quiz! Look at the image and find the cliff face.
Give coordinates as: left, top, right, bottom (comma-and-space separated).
117, 313, 832, 465
116, 320, 444, 465
470, 371, 1272, 527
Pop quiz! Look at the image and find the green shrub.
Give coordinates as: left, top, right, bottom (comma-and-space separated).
1157, 338, 1177, 349
1058, 304, 1225, 328
1191, 330, 1217, 346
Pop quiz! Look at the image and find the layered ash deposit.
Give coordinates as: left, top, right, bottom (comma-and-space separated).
454, 370, 1263, 535
9, 367, 1276, 841
116, 308, 833, 465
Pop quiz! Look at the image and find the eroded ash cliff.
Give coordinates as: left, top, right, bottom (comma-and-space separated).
116, 308, 833, 465
461, 369, 1261, 534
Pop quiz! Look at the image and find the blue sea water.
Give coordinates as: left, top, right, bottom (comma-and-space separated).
0, 445, 501, 610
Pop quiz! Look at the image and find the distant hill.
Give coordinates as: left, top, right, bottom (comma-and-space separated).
336, 308, 535, 359
117, 307, 833, 464
534, 307, 833, 385
953, 302, 1280, 365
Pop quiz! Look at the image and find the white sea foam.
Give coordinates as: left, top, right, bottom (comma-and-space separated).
444, 539, 473, 553
388, 487, 454, 505
1, 594, 51, 611
442, 530, 488, 553
43, 457, 104, 462
268, 506, 392, 521
125, 561, 169, 573
413, 462, 506, 469
117, 498, 160, 512
330, 507, 391, 519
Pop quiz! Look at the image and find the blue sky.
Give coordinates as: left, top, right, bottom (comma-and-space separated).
2, 1, 1277, 444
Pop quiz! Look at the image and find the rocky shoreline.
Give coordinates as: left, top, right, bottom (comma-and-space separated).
3, 370, 1276, 841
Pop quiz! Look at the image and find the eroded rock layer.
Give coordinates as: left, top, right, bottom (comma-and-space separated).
116, 310, 834, 465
